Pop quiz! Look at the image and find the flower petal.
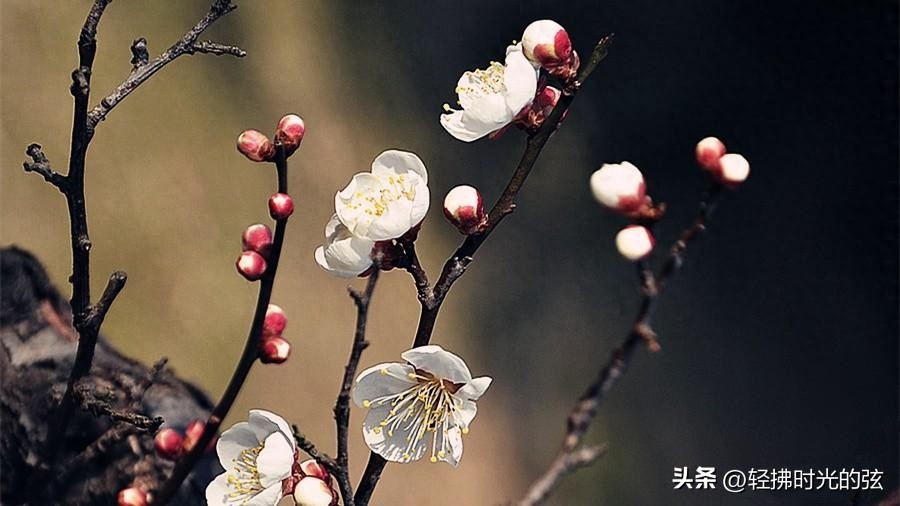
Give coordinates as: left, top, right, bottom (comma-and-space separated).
362, 401, 428, 463
248, 410, 294, 449
204, 471, 232, 505
401, 345, 472, 384
216, 421, 261, 464
503, 44, 540, 114
352, 362, 417, 407
315, 215, 374, 277
371, 149, 428, 184
438, 425, 464, 467
249, 483, 284, 506
256, 431, 296, 487
457, 376, 492, 401
455, 398, 478, 429
440, 110, 504, 142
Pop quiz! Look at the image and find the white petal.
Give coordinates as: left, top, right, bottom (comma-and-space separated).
315, 215, 374, 277
503, 44, 539, 114
362, 402, 428, 463
441, 425, 464, 467
352, 362, 416, 407
216, 422, 261, 464
455, 398, 478, 429
248, 484, 284, 506
205, 471, 232, 505
440, 110, 504, 142
401, 345, 472, 384
457, 376, 492, 401
293, 477, 335, 506
249, 410, 294, 449
256, 431, 295, 487
371, 149, 428, 184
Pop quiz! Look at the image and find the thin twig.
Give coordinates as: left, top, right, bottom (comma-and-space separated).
333, 270, 380, 506
152, 144, 290, 504
293, 425, 339, 474
518, 183, 726, 505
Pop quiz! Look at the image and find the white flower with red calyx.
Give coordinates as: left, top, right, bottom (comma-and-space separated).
205, 410, 297, 506
334, 150, 429, 242
615, 225, 655, 261
521, 20, 572, 69
286, 460, 338, 506
589, 162, 648, 215
443, 185, 487, 235
242, 224, 273, 258
352, 345, 492, 466
441, 44, 539, 142
314, 215, 376, 278
274, 114, 306, 157
237, 129, 276, 162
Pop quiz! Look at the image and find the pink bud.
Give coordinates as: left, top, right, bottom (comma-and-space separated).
299, 459, 330, 480
263, 304, 287, 336
695, 136, 727, 171
590, 162, 647, 214
615, 225, 655, 261
269, 192, 295, 220
522, 20, 572, 69
293, 477, 337, 506
259, 335, 291, 364
236, 251, 267, 281
154, 428, 184, 460
237, 129, 275, 162
443, 185, 487, 235
181, 419, 215, 453
242, 224, 273, 257
117, 488, 148, 506
716, 153, 750, 186
275, 114, 306, 156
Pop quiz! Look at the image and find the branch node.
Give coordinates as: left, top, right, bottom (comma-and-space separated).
23, 143, 66, 189
130, 37, 150, 69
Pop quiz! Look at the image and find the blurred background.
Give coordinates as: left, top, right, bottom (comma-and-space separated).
1, 1, 897, 504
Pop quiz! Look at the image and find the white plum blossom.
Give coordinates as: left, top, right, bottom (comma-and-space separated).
314, 214, 375, 277
206, 410, 296, 506
334, 150, 429, 242
441, 44, 539, 142
589, 161, 647, 214
352, 345, 492, 466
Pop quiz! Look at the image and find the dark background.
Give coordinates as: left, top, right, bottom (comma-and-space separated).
2, 1, 897, 504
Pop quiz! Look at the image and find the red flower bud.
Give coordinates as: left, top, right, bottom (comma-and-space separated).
269, 192, 295, 220
242, 224, 273, 257
154, 427, 184, 460
259, 335, 291, 364
263, 304, 287, 336
522, 20, 572, 69
442, 185, 487, 235
695, 136, 727, 171
236, 251, 267, 281
237, 129, 275, 162
117, 487, 148, 506
275, 114, 306, 156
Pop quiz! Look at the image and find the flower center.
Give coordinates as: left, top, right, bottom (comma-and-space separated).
345, 174, 416, 217
363, 368, 467, 463
226, 442, 265, 504
456, 61, 506, 99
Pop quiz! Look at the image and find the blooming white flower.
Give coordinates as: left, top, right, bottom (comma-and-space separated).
441, 44, 539, 142
334, 150, 429, 242
352, 345, 492, 466
314, 214, 375, 277
205, 410, 296, 506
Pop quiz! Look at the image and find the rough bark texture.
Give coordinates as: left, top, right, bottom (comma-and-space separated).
0, 246, 219, 505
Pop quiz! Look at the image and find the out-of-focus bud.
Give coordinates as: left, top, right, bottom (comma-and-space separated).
590, 162, 647, 214
521, 20, 572, 69
695, 136, 727, 171
263, 304, 287, 336
237, 129, 275, 162
442, 185, 487, 235
293, 477, 337, 506
154, 427, 184, 460
259, 336, 291, 364
299, 459, 329, 480
241, 224, 273, 257
117, 487, 148, 506
182, 419, 216, 453
268, 192, 295, 220
274, 114, 306, 156
716, 153, 750, 186
615, 225, 655, 261
236, 251, 267, 281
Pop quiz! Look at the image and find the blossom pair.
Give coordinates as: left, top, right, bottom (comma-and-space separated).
314, 150, 429, 277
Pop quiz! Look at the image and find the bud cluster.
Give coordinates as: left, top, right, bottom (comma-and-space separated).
153, 419, 216, 461
259, 304, 292, 364
695, 136, 750, 186
237, 114, 306, 162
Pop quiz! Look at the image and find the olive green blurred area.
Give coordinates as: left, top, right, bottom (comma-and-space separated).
2, 1, 897, 505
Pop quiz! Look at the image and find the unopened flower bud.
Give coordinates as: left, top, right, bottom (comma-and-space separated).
241, 224, 273, 257
259, 336, 291, 364
716, 153, 750, 186
615, 225, 655, 261
182, 418, 216, 454
590, 162, 647, 214
521, 20, 572, 69
263, 304, 287, 336
443, 185, 486, 235
237, 129, 275, 162
117, 487, 148, 506
299, 459, 329, 480
274, 114, 306, 156
268, 192, 294, 220
154, 427, 184, 460
236, 251, 267, 281
293, 477, 336, 506
695, 136, 726, 171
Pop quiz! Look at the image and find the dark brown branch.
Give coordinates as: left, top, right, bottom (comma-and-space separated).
23, 144, 66, 189
352, 34, 617, 506
333, 270, 380, 506
518, 182, 727, 505
152, 145, 291, 504
189, 40, 247, 57
75, 383, 164, 432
